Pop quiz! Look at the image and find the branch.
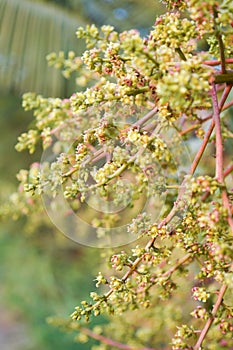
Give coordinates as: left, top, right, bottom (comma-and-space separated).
193, 284, 228, 349
213, 7, 226, 74
201, 162, 233, 202
63, 107, 158, 177
203, 58, 233, 66
212, 83, 224, 181
189, 85, 232, 175
71, 85, 233, 319
224, 163, 233, 178
194, 83, 233, 350
162, 253, 192, 278
119, 107, 158, 134
180, 99, 233, 137
211, 83, 233, 231
80, 327, 158, 350
79, 255, 192, 350
175, 47, 187, 61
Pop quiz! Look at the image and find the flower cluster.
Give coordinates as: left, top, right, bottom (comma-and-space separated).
218, 0, 233, 26
172, 325, 195, 350
189, 176, 219, 196
150, 12, 197, 52
161, 0, 186, 11
156, 58, 212, 113
192, 286, 210, 302
187, 0, 217, 35
47, 51, 83, 79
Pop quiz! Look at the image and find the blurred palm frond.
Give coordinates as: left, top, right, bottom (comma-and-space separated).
0, 0, 86, 97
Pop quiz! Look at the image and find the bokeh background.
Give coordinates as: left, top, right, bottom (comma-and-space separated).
0, 1, 164, 349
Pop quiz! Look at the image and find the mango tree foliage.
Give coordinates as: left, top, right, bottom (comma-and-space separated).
3, 0, 233, 349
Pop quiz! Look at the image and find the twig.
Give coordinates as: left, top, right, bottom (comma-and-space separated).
211, 83, 233, 231
121, 107, 158, 132
224, 163, 233, 178
193, 284, 228, 349
212, 83, 224, 181
162, 253, 192, 278
180, 99, 233, 137
213, 7, 226, 74
214, 73, 233, 84
201, 162, 233, 202
63, 108, 157, 177
80, 327, 158, 350
175, 47, 187, 61
189, 85, 232, 175
203, 58, 233, 66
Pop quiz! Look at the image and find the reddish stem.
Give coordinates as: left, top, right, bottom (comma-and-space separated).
189, 85, 232, 175
212, 84, 233, 231
158, 86, 232, 227
224, 163, 233, 177
180, 99, 233, 137
194, 83, 233, 350
162, 253, 191, 277
212, 83, 224, 181
121, 107, 158, 133
194, 284, 228, 349
203, 58, 233, 66
80, 327, 160, 350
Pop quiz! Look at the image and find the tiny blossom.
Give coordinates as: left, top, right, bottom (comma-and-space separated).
192, 287, 210, 302
95, 272, 108, 288
120, 30, 144, 54
110, 252, 129, 271
162, 0, 186, 10
191, 306, 208, 319
150, 225, 168, 239
127, 213, 151, 236
101, 25, 115, 36
15, 129, 39, 154
41, 127, 52, 149
219, 319, 229, 334
189, 176, 219, 196
131, 246, 146, 259
109, 277, 124, 291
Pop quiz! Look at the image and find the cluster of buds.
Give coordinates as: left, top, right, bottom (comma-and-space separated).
192, 286, 210, 302
190, 176, 219, 196
110, 251, 129, 271
150, 12, 197, 51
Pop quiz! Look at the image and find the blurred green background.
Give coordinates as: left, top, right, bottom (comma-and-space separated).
0, 1, 163, 349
